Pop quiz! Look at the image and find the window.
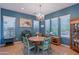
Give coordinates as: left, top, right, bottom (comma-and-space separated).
45, 19, 50, 34
51, 17, 58, 36
3, 16, 16, 39
60, 14, 70, 38
33, 20, 39, 33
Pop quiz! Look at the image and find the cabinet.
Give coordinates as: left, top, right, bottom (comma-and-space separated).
70, 18, 79, 52
51, 36, 61, 45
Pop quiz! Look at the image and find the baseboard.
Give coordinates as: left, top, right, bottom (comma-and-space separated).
61, 44, 70, 48
0, 44, 5, 47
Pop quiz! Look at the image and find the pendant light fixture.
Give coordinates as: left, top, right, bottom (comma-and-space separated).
36, 4, 44, 21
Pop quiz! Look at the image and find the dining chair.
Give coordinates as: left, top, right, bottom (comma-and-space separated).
25, 34, 29, 37
22, 36, 35, 55
21, 33, 29, 42
38, 37, 51, 54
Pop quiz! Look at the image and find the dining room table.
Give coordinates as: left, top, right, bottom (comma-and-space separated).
28, 36, 45, 54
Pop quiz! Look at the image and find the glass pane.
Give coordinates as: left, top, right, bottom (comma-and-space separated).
3, 16, 16, 39
45, 19, 50, 34
51, 17, 58, 36
33, 20, 39, 33
60, 15, 70, 38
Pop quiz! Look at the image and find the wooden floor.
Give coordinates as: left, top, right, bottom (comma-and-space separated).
0, 41, 79, 55
0, 41, 24, 55
51, 44, 79, 55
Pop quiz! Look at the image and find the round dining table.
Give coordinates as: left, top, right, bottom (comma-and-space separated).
29, 36, 45, 53
29, 36, 45, 42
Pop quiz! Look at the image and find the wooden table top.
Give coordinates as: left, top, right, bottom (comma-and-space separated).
52, 36, 59, 38
29, 36, 45, 42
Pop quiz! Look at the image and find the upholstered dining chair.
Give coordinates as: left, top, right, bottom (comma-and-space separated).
38, 37, 51, 54
22, 36, 35, 55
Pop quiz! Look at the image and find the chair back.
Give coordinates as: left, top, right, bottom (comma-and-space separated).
43, 37, 51, 48
22, 36, 34, 48
22, 36, 29, 47
25, 34, 29, 37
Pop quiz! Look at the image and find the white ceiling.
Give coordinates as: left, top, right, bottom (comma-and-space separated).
0, 3, 76, 16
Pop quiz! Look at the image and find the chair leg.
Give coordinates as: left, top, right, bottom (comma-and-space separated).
42, 50, 44, 55
28, 50, 30, 55
42, 49, 49, 55
47, 49, 49, 54
24, 46, 28, 55
27, 49, 30, 55
37, 47, 39, 54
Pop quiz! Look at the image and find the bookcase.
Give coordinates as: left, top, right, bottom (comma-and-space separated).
70, 18, 79, 52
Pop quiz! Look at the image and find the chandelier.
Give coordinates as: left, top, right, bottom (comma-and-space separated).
36, 5, 44, 21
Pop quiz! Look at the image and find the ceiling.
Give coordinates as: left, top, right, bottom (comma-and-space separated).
0, 3, 76, 16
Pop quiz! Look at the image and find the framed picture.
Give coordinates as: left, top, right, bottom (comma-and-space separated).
20, 18, 32, 27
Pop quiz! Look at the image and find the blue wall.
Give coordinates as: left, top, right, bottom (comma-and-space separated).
0, 8, 36, 45
1, 4, 79, 46
45, 4, 79, 45
45, 4, 79, 19
0, 8, 1, 45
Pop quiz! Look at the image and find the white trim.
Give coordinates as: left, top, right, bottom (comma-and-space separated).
61, 44, 70, 48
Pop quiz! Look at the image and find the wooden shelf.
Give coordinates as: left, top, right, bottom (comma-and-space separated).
70, 18, 79, 52
72, 47, 79, 52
